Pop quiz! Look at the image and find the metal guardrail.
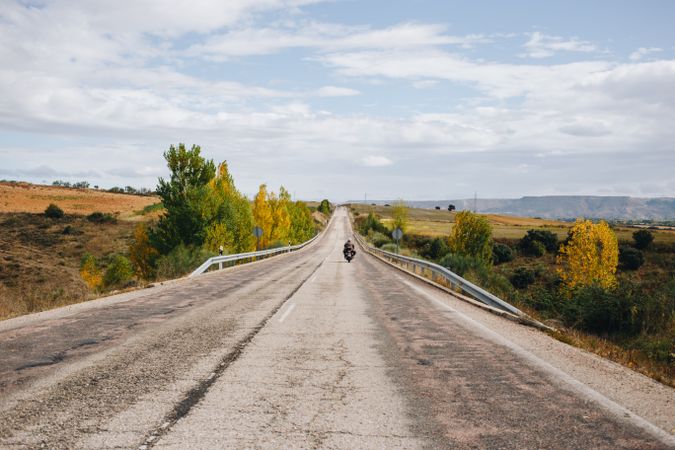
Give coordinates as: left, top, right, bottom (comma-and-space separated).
354, 233, 526, 317
189, 233, 321, 278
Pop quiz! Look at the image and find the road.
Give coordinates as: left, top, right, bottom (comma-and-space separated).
0, 208, 673, 449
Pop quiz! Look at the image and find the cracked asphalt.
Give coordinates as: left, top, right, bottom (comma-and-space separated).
0, 208, 673, 449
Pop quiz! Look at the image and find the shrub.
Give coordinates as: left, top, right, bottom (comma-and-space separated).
439, 253, 487, 277
44, 203, 64, 219
618, 246, 644, 270
519, 229, 557, 255
368, 230, 391, 248
425, 237, 450, 261
360, 212, 389, 235
129, 223, 159, 280
156, 245, 211, 280
449, 211, 493, 265
557, 219, 618, 291
380, 243, 399, 253
87, 211, 116, 223
563, 285, 634, 334
103, 255, 134, 288
632, 229, 654, 250
510, 267, 536, 289
80, 253, 102, 290
492, 243, 514, 265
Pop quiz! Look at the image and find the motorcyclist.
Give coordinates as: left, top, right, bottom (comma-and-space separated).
344, 239, 355, 253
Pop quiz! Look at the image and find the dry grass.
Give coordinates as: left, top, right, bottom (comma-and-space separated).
0, 182, 159, 219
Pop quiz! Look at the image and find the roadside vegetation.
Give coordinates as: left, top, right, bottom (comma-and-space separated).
352, 204, 674, 387
0, 144, 330, 321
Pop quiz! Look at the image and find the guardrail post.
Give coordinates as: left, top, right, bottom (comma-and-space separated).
219, 261, 223, 270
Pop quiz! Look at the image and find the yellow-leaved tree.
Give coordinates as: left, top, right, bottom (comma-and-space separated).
269, 186, 291, 244
129, 223, 159, 280
557, 219, 619, 292
448, 210, 493, 265
391, 199, 408, 233
253, 184, 273, 249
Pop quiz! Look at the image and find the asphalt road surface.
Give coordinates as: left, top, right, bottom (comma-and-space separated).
1, 208, 673, 449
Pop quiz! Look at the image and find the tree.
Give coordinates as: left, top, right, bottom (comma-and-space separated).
253, 184, 273, 248
632, 229, 654, 250
269, 186, 291, 243
288, 201, 315, 244
204, 161, 255, 253
557, 219, 619, 292
449, 211, 492, 264
129, 223, 159, 280
149, 144, 216, 254
318, 199, 331, 215
448, 204, 456, 212
391, 199, 408, 233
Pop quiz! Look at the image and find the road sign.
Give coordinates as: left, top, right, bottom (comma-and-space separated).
392, 228, 403, 240
253, 226, 263, 238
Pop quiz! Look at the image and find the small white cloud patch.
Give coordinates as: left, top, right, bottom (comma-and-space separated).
315, 86, 361, 97
629, 47, 662, 61
362, 155, 393, 167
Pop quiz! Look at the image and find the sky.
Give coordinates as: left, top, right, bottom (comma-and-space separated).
1, 0, 674, 201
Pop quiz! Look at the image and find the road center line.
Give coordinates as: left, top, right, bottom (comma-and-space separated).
278, 303, 296, 323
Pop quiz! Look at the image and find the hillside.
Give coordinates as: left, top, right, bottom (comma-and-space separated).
0, 182, 159, 219
354, 196, 675, 220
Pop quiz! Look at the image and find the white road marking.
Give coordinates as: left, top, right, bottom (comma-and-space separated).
278, 303, 296, 323
395, 275, 675, 447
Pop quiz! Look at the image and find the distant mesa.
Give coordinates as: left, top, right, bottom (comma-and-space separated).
350, 196, 675, 220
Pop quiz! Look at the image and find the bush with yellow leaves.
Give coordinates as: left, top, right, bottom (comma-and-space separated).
557, 219, 619, 292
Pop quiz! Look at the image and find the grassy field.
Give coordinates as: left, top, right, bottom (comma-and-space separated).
349, 203, 675, 243
0, 183, 162, 320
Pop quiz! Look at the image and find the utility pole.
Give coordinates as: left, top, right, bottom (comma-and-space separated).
364, 192, 367, 204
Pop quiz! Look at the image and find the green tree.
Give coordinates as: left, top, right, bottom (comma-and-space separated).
448, 211, 493, 265
391, 199, 408, 233
149, 144, 216, 254
204, 161, 255, 253
288, 201, 315, 244
317, 199, 331, 215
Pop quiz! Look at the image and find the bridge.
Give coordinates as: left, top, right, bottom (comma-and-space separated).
0, 208, 673, 449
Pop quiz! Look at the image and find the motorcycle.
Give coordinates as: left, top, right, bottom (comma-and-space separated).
343, 247, 356, 263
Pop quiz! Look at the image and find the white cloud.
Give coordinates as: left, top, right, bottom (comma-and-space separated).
314, 86, 361, 97
520, 32, 597, 58
629, 47, 662, 61
362, 156, 393, 167
186, 22, 491, 59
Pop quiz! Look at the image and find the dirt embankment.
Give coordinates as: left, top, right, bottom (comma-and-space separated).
0, 182, 163, 320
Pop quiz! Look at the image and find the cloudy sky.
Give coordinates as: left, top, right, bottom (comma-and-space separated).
1, 0, 674, 200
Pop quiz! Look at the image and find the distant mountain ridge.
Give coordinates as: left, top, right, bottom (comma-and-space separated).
350, 196, 675, 220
